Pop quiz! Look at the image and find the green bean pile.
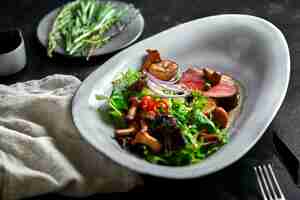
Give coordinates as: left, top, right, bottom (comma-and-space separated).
47, 0, 134, 59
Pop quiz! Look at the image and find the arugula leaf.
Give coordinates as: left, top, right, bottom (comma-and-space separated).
191, 91, 207, 110
143, 143, 206, 166
169, 98, 190, 125
192, 109, 218, 133
110, 89, 128, 111
112, 68, 141, 91
96, 69, 141, 124
180, 124, 198, 144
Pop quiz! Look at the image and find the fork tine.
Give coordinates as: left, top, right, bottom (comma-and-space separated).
263, 164, 278, 199
258, 165, 274, 200
268, 164, 285, 199
254, 166, 268, 200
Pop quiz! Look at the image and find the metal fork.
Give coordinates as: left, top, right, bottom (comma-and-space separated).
253, 164, 286, 200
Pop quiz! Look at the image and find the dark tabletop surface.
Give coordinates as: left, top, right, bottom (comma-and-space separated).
1, 0, 300, 199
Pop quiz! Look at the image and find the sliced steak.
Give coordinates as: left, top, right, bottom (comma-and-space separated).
179, 67, 205, 90
203, 75, 238, 98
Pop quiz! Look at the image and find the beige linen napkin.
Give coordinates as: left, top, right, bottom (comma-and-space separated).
0, 74, 142, 200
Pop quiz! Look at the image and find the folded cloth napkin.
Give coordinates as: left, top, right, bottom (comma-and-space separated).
0, 74, 143, 200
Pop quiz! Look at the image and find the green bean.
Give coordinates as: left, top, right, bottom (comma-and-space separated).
47, 0, 136, 59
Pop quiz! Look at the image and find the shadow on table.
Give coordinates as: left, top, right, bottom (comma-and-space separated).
273, 131, 300, 187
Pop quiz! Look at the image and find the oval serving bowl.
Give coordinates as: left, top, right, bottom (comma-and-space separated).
37, 0, 144, 57
72, 14, 290, 179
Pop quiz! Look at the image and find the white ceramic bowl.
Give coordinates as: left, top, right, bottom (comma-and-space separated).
72, 14, 290, 179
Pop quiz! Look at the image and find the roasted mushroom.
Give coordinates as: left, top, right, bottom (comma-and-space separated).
198, 132, 220, 142
128, 78, 146, 92
115, 126, 136, 137
203, 68, 222, 86
202, 98, 217, 115
140, 119, 148, 132
212, 107, 229, 128
142, 49, 179, 81
142, 49, 161, 71
148, 60, 178, 81
131, 131, 162, 153
126, 96, 139, 121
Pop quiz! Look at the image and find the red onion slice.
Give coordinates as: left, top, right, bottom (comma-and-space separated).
143, 68, 181, 85
146, 79, 190, 98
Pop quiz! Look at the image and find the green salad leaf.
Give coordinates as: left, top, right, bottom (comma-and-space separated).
192, 109, 217, 133
190, 91, 207, 110
96, 68, 141, 125
143, 143, 208, 166
112, 68, 141, 91
110, 89, 128, 111
169, 98, 190, 125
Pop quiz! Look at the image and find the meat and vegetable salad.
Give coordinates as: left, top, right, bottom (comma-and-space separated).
96, 49, 240, 166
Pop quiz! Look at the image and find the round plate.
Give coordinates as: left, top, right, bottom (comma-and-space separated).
37, 1, 144, 57
72, 15, 290, 179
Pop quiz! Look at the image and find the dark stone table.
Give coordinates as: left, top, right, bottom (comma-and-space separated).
1, 0, 300, 199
